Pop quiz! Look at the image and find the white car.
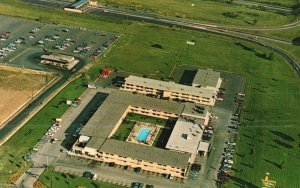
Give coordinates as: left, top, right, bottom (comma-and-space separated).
51, 129, 58, 133
52, 125, 59, 129
205, 130, 213, 134
223, 152, 233, 157
92, 173, 97, 180
225, 149, 234, 153
51, 126, 58, 130
223, 164, 232, 168
226, 141, 236, 146
52, 123, 61, 127
224, 159, 234, 164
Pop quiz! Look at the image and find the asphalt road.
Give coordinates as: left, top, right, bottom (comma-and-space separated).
233, 0, 292, 13
22, 0, 70, 8
21, 0, 300, 32
86, 6, 293, 45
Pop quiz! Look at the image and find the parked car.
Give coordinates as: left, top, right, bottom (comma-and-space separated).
226, 141, 236, 146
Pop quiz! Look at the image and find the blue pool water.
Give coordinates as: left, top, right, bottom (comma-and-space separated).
135, 128, 151, 142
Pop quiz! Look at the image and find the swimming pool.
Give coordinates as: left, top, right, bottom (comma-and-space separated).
135, 128, 151, 142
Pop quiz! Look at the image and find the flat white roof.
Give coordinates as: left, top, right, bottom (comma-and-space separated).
79, 135, 90, 143
166, 118, 203, 154
197, 141, 210, 152
124, 75, 216, 98
41, 54, 75, 61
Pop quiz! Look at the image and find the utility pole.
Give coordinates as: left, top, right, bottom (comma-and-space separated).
186, 39, 195, 56
186, 43, 190, 56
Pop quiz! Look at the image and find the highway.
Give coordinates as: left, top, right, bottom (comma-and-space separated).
21, 0, 300, 32
85, 6, 293, 45
233, 0, 292, 13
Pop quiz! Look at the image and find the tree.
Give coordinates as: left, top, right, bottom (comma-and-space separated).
292, 36, 300, 46
253, 18, 258, 25
280, 160, 285, 169
292, 4, 300, 15
268, 52, 275, 60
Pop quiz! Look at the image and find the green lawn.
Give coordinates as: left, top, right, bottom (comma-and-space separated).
99, 0, 296, 26
256, 40, 300, 74
39, 170, 125, 188
111, 121, 135, 141
0, 0, 300, 187
126, 113, 167, 126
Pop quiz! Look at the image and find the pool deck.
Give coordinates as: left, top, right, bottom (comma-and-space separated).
126, 122, 160, 146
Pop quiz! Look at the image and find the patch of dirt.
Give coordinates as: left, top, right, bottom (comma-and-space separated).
0, 67, 55, 126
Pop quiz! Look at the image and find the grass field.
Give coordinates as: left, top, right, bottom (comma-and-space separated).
0, 66, 55, 126
86, 22, 300, 187
263, 39, 300, 62
245, 26, 300, 42
99, 0, 296, 26
0, 0, 300, 187
39, 170, 125, 188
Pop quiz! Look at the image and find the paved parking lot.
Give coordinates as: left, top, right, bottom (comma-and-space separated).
54, 156, 187, 188
0, 15, 117, 73
182, 71, 246, 188
0, 15, 119, 148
